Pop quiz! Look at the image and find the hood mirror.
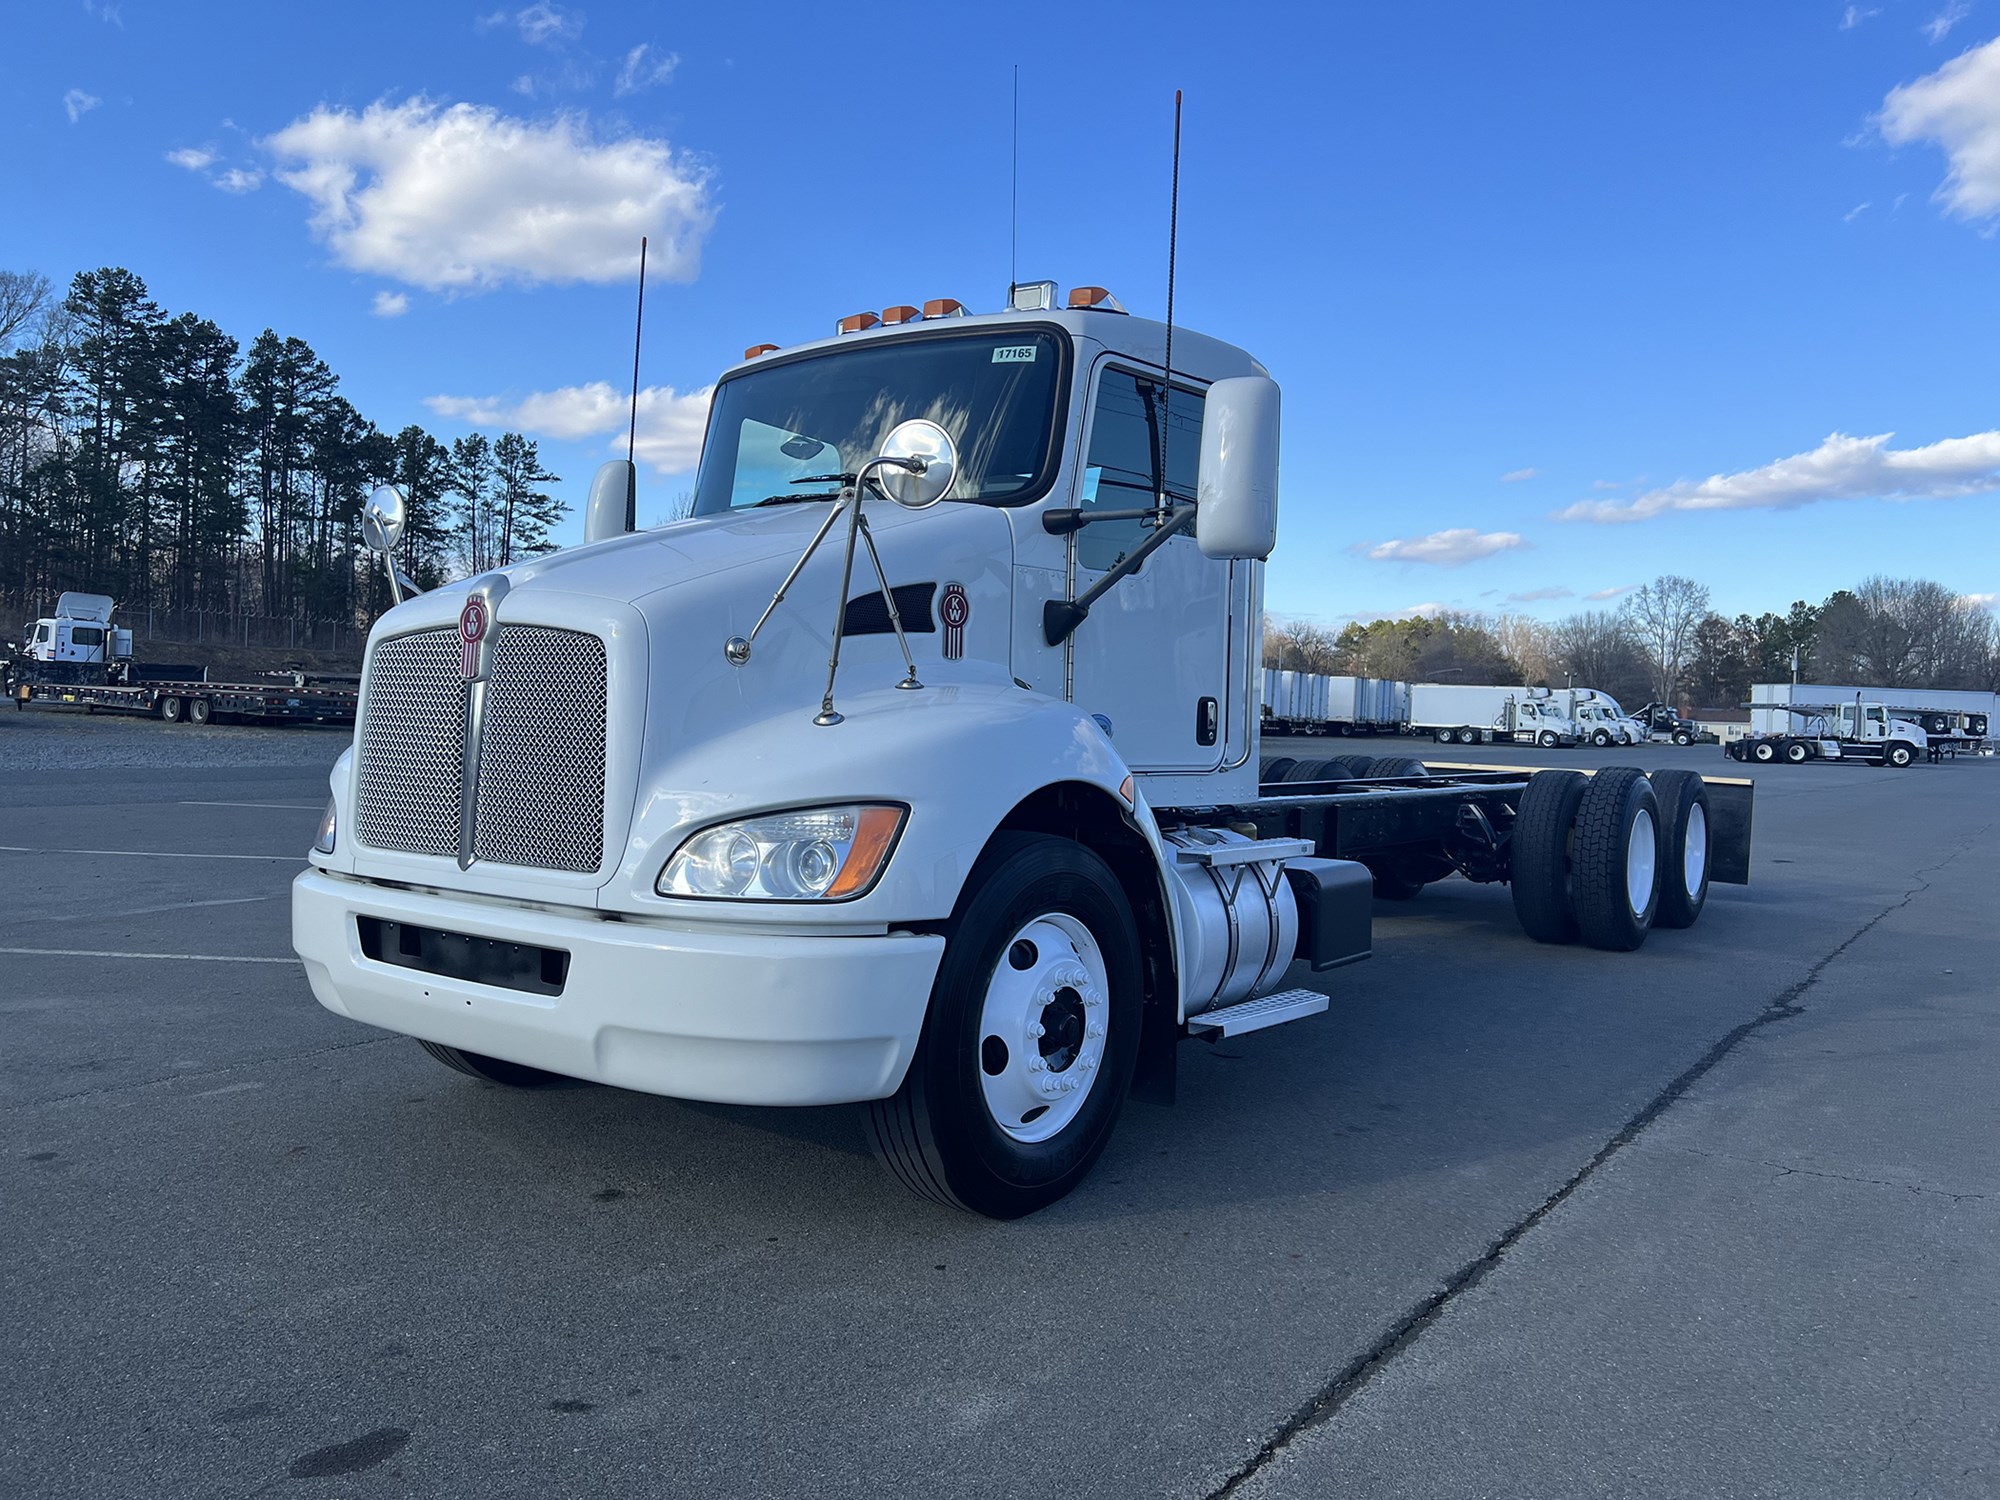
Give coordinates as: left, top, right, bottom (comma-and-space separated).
872, 419, 957, 508
361, 485, 407, 555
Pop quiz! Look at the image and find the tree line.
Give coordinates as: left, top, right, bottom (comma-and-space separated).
0, 266, 566, 628
1267, 573, 2000, 710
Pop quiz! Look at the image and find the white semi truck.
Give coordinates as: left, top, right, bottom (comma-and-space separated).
293, 284, 1751, 1217
1727, 697, 1928, 767
1549, 688, 1643, 747
1407, 682, 1580, 747
21, 592, 133, 666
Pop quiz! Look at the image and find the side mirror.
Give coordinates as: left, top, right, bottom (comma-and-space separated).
873, 419, 958, 508
585, 459, 637, 543
361, 485, 407, 555
1195, 376, 1281, 561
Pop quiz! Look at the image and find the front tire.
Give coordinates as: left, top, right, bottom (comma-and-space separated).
866, 834, 1141, 1219
417, 1039, 566, 1087
1539, 730, 1559, 748
1886, 742, 1915, 768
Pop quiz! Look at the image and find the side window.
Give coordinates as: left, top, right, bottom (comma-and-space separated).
1077, 369, 1204, 573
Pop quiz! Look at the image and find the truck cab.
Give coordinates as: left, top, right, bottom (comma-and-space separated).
23, 593, 132, 665
295, 281, 1750, 1216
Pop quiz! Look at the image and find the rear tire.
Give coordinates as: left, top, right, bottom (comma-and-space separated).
1434, 727, 1454, 744
1783, 740, 1809, 764
187, 697, 212, 726
1262, 756, 1297, 784
1280, 757, 1336, 785
1647, 770, 1710, 929
865, 834, 1141, 1219
1510, 770, 1589, 944
1751, 740, 1777, 763
1368, 755, 1428, 780
160, 696, 184, 723
1328, 755, 1375, 779
1571, 768, 1661, 952
418, 1039, 566, 1087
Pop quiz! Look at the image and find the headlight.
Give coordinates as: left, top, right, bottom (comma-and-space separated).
657, 805, 905, 901
313, 798, 337, 855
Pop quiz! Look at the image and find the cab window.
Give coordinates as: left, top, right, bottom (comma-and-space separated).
1077, 369, 1204, 573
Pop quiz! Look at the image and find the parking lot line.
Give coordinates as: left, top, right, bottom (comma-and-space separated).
0, 947, 301, 964
0, 845, 305, 861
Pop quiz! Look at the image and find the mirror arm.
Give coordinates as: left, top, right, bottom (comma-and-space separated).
1041, 506, 1161, 537
1043, 504, 1195, 647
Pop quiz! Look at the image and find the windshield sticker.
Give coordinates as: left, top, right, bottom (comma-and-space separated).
991, 345, 1039, 364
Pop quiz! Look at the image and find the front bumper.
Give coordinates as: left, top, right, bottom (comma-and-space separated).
292, 869, 945, 1106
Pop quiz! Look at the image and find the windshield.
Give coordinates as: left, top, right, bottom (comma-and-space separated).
691, 328, 1066, 515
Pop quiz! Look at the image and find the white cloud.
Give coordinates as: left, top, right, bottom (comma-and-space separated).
1585, 584, 1640, 601
1363, 528, 1526, 567
83, 0, 125, 23
214, 168, 263, 194
1844, 200, 1871, 221
1499, 467, 1538, 483
1405, 602, 1448, 618
372, 290, 410, 317
1924, 2, 1973, 41
1506, 586, 1574, 603
513, 3, 583, 44
1960, 591, 1997, 609
1879, 36, 2000, 219
426, 381, 713, 473
1840, 4, 1880, 27
263, 98, 714, 292
615, 43, 680, 96
1554, 429, 2000, 523
63, 88, 100, 123
166, 147, 216, 171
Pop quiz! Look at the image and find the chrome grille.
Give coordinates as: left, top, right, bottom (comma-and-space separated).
353, 623, 609, 873
354, 629, 464, 858
474, 627, 607, 873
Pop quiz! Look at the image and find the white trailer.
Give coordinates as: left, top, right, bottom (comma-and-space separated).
1261, 670, 1407, 735
1408, 682, 1580, 747
296, 282, 1750, 1217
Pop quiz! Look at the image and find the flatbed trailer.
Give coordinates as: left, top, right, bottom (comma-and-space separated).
13, 672, 357, 726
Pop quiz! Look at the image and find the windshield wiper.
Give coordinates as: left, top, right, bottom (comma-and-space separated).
750, 473, 854, 507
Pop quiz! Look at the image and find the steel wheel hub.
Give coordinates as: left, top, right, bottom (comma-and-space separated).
1626, 808, 1657, 918
1683, 802, 1708, 897
976, 913, 1109, 1144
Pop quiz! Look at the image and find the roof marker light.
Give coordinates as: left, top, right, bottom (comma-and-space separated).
1008, 280, 1057, 312
881, 305, 920, 326
837, 311, 880, 335
922, 298, 967, 319
744, 343, 779, 359
1067, 286, 1127, 314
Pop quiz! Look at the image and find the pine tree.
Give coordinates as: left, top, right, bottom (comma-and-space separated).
492, 431, 563, 565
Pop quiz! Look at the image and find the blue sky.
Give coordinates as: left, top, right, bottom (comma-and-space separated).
14, 0, 2000, 627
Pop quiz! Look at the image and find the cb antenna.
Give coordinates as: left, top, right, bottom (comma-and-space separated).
1157, 88, 1182, 523
1009, 64, 1020, 299
624, 234, 648, 529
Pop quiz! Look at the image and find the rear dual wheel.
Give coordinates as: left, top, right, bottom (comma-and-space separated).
1510, 767, 1672, 950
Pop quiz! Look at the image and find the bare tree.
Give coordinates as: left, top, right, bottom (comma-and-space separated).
1623, 575, 1711, 707
1263, 615, 1344, 673
1491, 613, 1556, 685
0, 270, 52, 354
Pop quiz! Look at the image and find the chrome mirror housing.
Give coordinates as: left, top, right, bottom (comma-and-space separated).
872, 420, 957, 508
361, 485, 408, 555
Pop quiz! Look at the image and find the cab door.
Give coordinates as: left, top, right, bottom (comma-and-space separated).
1064, 360, 1234, 772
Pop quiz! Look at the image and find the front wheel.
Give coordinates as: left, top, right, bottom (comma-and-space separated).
1592, 730, 1612, 748
1886, 742, 1915, 768
865, 834, 1142, 1219
1539, 730, 1559, 748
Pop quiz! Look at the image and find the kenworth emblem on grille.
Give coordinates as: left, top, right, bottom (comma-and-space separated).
459, 598, 489, 678
940, 582, 969, 660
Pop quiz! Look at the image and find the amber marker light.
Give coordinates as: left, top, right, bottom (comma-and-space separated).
744, 343, 779, 359
826, 806, 908, 898
881, 305, 920, 326
1067, 286, 1127, 313
922, 298, 966, 319
837, 311, 881, 335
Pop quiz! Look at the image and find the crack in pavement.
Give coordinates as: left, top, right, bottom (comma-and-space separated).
1675, 1147, 1993, 1203
1205, 826, 1990, 1499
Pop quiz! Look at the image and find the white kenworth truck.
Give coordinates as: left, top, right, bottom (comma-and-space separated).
293, 283, 1754, 1217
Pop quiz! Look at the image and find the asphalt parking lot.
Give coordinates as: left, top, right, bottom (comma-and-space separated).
4, 708, 1996, 1497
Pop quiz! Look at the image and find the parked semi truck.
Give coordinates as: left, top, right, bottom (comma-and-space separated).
1548, 688, 1642, 747
1407, 682, 1580, 746
294, 282, 1752, 1217
1727, 698, 1927, 767
11, 594, 357, 726
1636, 703, 1709, 746
1260, 670, 1408, 736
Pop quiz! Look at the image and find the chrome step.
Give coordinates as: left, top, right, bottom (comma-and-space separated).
1185, 988, 1329, 1039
